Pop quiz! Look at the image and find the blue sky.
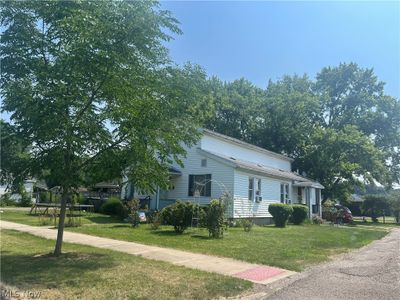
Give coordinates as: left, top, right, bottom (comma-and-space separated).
161, 1, 400, 98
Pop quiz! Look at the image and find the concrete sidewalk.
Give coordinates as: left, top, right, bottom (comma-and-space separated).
0, 220, 295, 285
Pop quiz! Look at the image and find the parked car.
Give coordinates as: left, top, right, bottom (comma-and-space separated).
334, 204, 353, 223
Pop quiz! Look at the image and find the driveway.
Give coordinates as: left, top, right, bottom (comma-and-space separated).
241, 228, 400, 300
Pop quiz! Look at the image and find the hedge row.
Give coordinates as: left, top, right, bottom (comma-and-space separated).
268, 204, 309, 227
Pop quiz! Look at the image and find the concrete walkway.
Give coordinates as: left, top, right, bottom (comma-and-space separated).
0, 220, 295, 285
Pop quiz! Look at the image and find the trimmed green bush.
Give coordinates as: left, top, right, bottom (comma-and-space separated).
161, 200, 198, 234
205, 199, 226, 238
100, 197, 126, 219
238, 218, 254, 232
290, 205, 308, 225
268, 203, 293, 227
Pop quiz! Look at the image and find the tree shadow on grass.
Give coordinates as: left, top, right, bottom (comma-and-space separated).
111, 224, 131, 228
190, 235, 212, 240
85, 216, 122, 224
150, 230, 184, 237
1, 252, 115, 290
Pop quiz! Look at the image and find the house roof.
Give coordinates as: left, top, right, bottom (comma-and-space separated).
198, 149, 324, 189
202, 129, 294, 162
168, 166, 182, 175
292, 181, 325, 189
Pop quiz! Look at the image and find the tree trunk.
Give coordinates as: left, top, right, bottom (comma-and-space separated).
54, 189, 69, 256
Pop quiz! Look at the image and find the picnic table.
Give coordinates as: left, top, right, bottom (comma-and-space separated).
29, 202, 94, 215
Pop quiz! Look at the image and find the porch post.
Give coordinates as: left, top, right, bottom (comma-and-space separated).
306, 187, 311, 219
319, 189, 322, 218
156, 186, 160, 210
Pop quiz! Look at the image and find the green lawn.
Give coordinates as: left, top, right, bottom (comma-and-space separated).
67, 223, 388, 271
352, 216, 400, 227
1, 209, 389, 271
0, 209, 119, 226
0, 229, 251, 300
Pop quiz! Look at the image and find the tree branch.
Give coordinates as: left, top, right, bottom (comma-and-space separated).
76, 133, 129, 171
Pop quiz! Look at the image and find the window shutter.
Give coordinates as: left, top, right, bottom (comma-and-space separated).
188, 175, 194, 196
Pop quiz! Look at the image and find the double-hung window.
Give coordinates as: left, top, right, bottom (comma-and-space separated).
188, 174, 211, 197
249, 177, 261, 202
280, 183, 290, 204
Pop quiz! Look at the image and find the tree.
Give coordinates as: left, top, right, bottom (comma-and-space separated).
0, 120, 31, 191
1, 1, 209, 255
296, 126, 387, 203
389, 190, 400, 223
315, 63, 400, 186
361, 194, 390, 222
259, 75, 321, 156
205, 64, 399, 202
204, 78, 264, 142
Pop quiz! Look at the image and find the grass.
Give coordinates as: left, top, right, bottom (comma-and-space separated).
69, 223, 388, 271
2, 209, 389, 271
352, 216, 400, 227
0, 209, 119, 227
0, 229, 251, 300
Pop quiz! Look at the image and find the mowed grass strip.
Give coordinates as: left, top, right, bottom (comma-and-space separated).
2, 210, 389, 271
0, 209, 119, 226
68, 223, 388, 271
0, 229, 251, 300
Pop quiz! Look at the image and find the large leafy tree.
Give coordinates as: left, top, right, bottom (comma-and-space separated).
315, 63, 400, 186
205, 64, 399, 202
204, 78, 264, 142
258, 75, 321, 156
1, 1, 209, 255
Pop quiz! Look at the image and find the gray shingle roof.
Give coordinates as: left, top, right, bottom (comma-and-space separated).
203, 129, 294, 162
198, 149, 324, 189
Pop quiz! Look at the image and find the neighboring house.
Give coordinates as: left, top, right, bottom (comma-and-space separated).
122, 129, 324, 223
0, 179, 37, 203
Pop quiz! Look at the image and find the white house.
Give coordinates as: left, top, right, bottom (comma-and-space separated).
122, 129, 324, 223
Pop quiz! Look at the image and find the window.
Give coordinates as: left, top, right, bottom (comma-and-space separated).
280, 183, 290, 204
249, 177, 261, 202
248, 177, 254, 201
188, 174, 211, 197
314, 189, 320, 213
201, 159, 207, 167
297, 187, 302, 203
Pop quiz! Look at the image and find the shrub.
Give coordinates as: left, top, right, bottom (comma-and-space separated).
268, 203, 293, 227
39, 191, 51, 203
290, 205, 308, 225
126, 199, 141, 227
161, 200, 198, 234
238, 218, 254, 232
17, 184, 32, 207
0, 193, 16, 207
312, 216, 323, 225
322, 200, 337, 222
148, 211, 162, 230
100, 197, 126, 218
204, 199, 226, 238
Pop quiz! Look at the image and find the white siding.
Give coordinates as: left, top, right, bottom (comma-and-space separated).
233, 170, 292, 218
166, 144, 234, 205
201, 134, 291, 171
310, 187, 316, 205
